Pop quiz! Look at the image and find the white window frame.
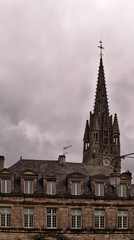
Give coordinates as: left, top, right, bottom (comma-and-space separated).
47, 181, 56, 195
0, 207, 11, 228
72, 181, 81, 195
118, 210, 128, 229
47, 208, 57, 229
118, 183, 126, 197
95, 183, 104, 196
24, 180, 33, 194
71, 209, 82, 229
1, 179, 11, 193
23, 208, 34, 228
95, 210, 105, 229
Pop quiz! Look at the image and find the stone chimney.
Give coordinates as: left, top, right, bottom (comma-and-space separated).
58, 155, 66, 165
0, 156, 5, 170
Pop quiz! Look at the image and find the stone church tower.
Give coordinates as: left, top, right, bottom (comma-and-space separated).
83, 43, 120, 172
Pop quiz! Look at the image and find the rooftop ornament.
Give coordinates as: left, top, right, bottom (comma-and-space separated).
109, 153, 134, 188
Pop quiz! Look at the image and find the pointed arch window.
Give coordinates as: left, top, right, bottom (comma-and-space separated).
113, 135, 118, 145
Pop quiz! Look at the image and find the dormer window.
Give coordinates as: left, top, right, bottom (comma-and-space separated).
47, 181, 56, 195
1, 179, 11, 193
21, 170, 37, 195
67, 172, 85, 196
95, 183, 104, 196
24, 180, 33, 194
72, 181, 81, 195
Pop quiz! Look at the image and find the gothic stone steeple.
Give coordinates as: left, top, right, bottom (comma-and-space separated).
83, 52, 120, 172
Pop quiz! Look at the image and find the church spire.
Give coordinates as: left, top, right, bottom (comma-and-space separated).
94, 52, 109, 115
83, 42, 120, 171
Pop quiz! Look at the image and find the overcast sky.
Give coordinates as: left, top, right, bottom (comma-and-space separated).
0, 0, 134, 178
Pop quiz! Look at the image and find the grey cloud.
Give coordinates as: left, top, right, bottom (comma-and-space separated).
0, 0, 134, 180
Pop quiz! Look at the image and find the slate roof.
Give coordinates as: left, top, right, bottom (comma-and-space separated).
9, 158, 112, 176
9, 158, 134, 196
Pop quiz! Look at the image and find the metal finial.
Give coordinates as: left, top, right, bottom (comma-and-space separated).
98, 40, 105, 58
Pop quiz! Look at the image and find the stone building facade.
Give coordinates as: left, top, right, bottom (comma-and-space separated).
0, 51, 134, 240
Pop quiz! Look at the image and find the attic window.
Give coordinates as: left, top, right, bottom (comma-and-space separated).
24, 180, 33, 194
117, 183, 126, 197
95, 183, 104, 196
47, 181, 56, 195
72, 181, 81, 195
1, 179, 11, 194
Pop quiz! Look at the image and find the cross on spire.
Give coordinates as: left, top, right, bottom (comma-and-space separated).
98, 40, 105, 58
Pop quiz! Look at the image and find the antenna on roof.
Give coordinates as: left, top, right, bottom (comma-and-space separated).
63, 145, 72, 155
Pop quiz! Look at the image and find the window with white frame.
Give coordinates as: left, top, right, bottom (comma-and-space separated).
23, 208, 34, 228
118, 183, 126, 197
1, 179, 11, 193
72, 181, 81, 195
47, 181, 56, 195
71, 209, 82, 229
47, 208, 57, 228
95, 210, 105, 229
118, 210, 128, 229
0, 207, 11, 227
95, 183, 104, 196
24, 180, 33, 194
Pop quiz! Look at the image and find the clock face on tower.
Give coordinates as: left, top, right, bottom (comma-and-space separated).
103, 158, 111, 167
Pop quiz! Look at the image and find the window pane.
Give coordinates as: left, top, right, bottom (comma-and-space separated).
95, 183, 104, 196
24, 180, 33, 194
29, 215, 34, 227
95, 216, 99, 228
118, 211, 128, 229
72, 182, 81, 195
100, 216, 104, 228
23, 208, 34, 228
118, 184, 126, 197
1, 214, 5, 227
0, 208, 11, 227
71, 209, 82, 229
95, 210, 105, 229
71, 215, 75, 228
123, 216, 127, 228
47, 208, 57, 228
52, 215, 56, 228
47, 215, 51, 228
47, 181, 56, 195
1, 179, 11, 193
7, 214, 11, 227
77, 215, 81, 228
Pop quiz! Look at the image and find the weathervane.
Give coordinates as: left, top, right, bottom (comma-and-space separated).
98, 40, 105, 58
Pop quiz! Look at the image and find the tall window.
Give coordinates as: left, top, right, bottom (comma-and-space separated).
0, 208, 11, 227
95, 210, 105, 229
24, 180, 33, 194
95, 183, 104, 196
118, 210, 128, 229
118, 184, 126, 197
47, 208, 57, 228
23, 208, 34, 228
47, 181, 56, 195
1, 179, 11, 193
72, 181, 81, 195
71, 209, 82, 229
